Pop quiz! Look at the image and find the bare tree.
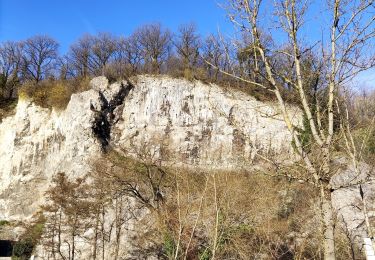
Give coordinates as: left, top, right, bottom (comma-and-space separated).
221, 0, 375, 259
174, 23, 201, 74
68, 34, 95, 78
57, 55, 74, 80
114, 34, 143, 77
136, 23, 172, 74
43, 173, 95, 260
22, 35, 59, 82
91, 32, 117, 75
0, 41, 23, 98
202, 34, 229, 81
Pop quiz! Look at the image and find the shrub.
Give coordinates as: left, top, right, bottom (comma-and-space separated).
12, 238, 34, 260
0, 219, 10, 226
18, 80, 74, 110
12, 215, 45, 260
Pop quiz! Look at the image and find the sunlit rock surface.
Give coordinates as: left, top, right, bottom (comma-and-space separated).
112, 75, 300, 167
0, 75, 302, 259
0, 75, 299, 221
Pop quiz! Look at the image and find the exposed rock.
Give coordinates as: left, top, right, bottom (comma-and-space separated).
112, 75, 300, 168
2, 75, 374, 259
0, 75, 299, 222
0, 75, 300, 259
331, 160, 375, 246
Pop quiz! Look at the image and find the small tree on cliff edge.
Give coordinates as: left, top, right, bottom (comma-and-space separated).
211, 0, 374, 259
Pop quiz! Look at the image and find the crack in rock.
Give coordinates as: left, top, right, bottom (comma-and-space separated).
92, 81, 134, 150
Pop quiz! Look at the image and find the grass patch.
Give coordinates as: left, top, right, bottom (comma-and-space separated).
19, 80, 73, 110
18, 77, 91, 111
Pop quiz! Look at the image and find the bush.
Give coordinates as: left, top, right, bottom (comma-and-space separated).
19, 80, 73, 110
0, 219, 10, 226
12, 215, 45, 260
12, 238, 34, 260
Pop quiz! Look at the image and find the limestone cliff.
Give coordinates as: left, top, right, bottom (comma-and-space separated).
0, 75, 373, 259
0, 75, 299, 221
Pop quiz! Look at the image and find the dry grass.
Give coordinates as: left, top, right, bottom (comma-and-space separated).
91, 149, 361, 259
155, 169, 324, 259
100, 157, 326, 260
18, 77, 91, 111
37, 148, 361, 259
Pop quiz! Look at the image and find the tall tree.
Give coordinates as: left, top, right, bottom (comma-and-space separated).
136, 23, 172, 74
114, 34, 143, 77
0, 41, 23, 98
174, 23, 201, 73
223, 0, 375, 259
91, 32, 117, 75
202, 34, 227, 81
22, 35, 59, 82
68, 34, 95, 78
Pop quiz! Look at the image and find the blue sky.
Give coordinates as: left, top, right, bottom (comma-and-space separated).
0, 0, 233, 53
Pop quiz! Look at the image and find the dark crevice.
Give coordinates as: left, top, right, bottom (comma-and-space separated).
92, 81, 134, 151
0, 240, 14, 256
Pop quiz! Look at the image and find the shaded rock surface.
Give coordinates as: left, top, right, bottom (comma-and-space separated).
331, 160, 375, 245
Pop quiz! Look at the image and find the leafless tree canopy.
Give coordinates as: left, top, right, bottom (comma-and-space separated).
223, 0, 374, 259
0, 41, 23, 98
68, 34, 94, 78
174, 23, 201, 71
22, 35, 59, 82
136, 23, 172, 74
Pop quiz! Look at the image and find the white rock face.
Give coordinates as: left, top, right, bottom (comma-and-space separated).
331, 161, 375, 245
0, 75, 298, 221
1, 75, 374, 258
0, 90, 103, 220
113, 75, 300, 168
0, 75, 300, 259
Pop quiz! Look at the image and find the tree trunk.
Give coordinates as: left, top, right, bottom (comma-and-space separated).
114, 198, 123, 260
93, 211, 100, 260
321, 185, 336, 260
101, 207, 105, 260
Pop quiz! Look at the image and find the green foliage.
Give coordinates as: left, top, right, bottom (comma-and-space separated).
0, 98, 17, 122
299, 114, 313, 148
291, 113, 313, 153
12, 238, 34, 260
0, 73, 6, 92
0, 219, 10, 226
198, 247, 212, 260
162, 232, 176, 259
366, 129, 375, 154
12, 215, 45, 259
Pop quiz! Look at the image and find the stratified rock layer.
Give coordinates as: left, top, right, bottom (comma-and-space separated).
0, 75, 298, 221
112, 75, 300, 167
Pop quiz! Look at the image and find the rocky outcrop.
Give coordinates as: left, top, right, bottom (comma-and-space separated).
0, 75, 300, 258
331, 160, 375, 245
0, 75, 299, 221
112, 75, 300, 168
1, 75, 375, 258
